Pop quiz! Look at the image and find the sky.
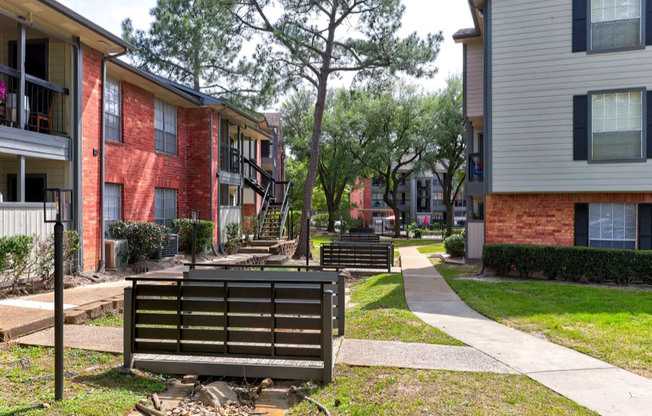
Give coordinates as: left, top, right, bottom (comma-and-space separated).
58, 0, 473, 99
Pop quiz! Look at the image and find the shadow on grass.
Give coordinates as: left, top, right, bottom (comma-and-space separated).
354, 273, 412, 313
1, 405, 43, 416
73, 368, 165, 395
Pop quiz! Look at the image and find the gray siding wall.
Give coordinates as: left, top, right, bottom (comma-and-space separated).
467, 39, 484, 118
492, 0, 652, 192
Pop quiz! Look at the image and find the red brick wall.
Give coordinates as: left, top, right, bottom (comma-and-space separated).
81, 45, 102, 271
105, 81, 188, 226
486, 193, 652, 246
350, 178, 372, 226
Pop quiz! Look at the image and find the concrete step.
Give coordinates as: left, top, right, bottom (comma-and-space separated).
238, 246, 271, 254
251, 240, 279, 247
266, 255, 288, 265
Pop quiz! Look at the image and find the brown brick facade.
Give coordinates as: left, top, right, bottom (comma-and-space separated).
486, 193, 652, 246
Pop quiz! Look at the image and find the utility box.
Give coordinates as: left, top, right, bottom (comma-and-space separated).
105, 239, 129, 270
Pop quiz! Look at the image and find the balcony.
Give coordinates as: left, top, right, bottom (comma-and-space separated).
0, 17, 74, 161
220, 145, 241, 174
467, 152, 484, 197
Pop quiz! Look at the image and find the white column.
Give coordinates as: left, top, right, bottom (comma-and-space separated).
17, 155, 25, 203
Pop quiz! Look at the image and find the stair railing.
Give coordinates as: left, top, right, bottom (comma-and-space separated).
257, 182, 272, 238
278, 181, 293, 239
243, 157, 276, 200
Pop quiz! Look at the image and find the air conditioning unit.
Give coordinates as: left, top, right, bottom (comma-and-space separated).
105, 239, 128, 270
161, 234, 179, 257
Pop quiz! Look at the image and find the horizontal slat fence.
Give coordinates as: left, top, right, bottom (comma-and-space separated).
339, 234, 380, 242
320, 242, 394, 272
124, 270, 337, 382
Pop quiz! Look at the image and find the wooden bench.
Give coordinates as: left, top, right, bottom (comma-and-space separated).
339, 233, 381, 242
349, 227, 375, 234
123, 270, 338, 383
320, 242, 394, 273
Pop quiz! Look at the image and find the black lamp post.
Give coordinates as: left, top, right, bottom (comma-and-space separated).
191, 210, 200, 269
44, 188, 73, 401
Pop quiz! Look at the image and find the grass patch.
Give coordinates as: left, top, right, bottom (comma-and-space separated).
310, 234, 333, 260
388, 239, 439, 248
434, 259, 652, 379
417, 244, 445, 255
88, 313, 123, 328
0, 345, 165, 416
346, 273, 462, 345
289, 365, 596, 415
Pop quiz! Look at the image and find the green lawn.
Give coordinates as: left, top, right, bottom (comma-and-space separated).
434, 260, 652, 379
289, 365, 596, 416
388, 238, 439, 248
0, 345, 164, 416
417, 244, 445, 255
310, 234, 333, 260
346, 273, 462, 345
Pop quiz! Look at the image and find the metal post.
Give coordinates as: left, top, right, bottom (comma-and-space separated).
191, 221, 197, 269
54, 221, 64, 401
306, 217, 310, 267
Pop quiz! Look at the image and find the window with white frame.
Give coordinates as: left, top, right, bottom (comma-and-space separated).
104, 183, 122, 228
589, 203, 637, 249
590, 0, 643, 51
591, 91, 643, 161
155, 99, 177, 154
155, 188, 177, 228
105, 78, 121, 142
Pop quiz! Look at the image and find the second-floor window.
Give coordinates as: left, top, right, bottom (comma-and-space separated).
105, 78, 121, 142
591, 90, 643, 161
155, 99, 177, 154
590, 0, 642, 51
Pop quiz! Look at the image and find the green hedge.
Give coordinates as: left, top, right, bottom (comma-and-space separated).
444, 235, 465, 257
172, 219, 215, 253
108, 221, 167, 263
483, 244, 652, 285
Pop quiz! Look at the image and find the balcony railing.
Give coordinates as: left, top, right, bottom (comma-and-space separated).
220, 145, 240, 174
0, 64, 70, 137
468, 152, 483, 183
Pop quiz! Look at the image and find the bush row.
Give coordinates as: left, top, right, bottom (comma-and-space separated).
483, 244, 652, 285
0, 232, 80, 290
171, 219, 215, 253
444, 235, 465, 257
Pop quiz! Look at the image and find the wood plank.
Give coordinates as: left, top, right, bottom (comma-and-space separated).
182, 329, 226, 342
275, 317, 320, 330
228, 301, 273, 314
275, 332, 321, 345
275, 346, 321, 358
136, 312, 177, 326
182, 300, 226, 313
136, 284, 178, 297
182, 285, 224, 298
136, 299, 178, 311
229, 315, 272, 328
275, 287, 321, 300
275, 302, 321, 315
228, 330, 272, 343
136, 327, 177, 340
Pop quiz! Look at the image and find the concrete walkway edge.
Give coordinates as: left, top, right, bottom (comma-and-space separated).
399, 246, 652, 416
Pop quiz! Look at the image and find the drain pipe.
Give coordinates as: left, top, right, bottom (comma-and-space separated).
210, 109, 222, 255
98, 50, 129, 273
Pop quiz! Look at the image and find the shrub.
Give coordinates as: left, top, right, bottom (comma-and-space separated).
0, 235, 33, 290
225, 222, 242, 251
482, 244, 652, 285
243, 216, 259, 243
311, 213, 329, 229
30, 231, 80, 283
444, 235, 465, 258
172, 219, 215, 253
108, 221, 168, 263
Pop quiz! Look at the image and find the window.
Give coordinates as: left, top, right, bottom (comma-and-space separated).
591, 90, 643, 161
220, 184, 239, 207
155, 99, 177, 154
589, 203, 637, 249
105, 78, 121, 142
590, 0, 643, 51
104, 183, 122, 227
155, 188, 177, 228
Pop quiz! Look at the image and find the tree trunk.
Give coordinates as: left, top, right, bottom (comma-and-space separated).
294, 76, 329, 259
445, 201, 454, 237
327, 212, 336, 233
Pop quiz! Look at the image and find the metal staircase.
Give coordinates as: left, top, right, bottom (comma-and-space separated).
242, 156, 293, 240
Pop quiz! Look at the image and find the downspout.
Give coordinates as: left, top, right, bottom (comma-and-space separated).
98, 50, 128, 273
210, 109, 221, 255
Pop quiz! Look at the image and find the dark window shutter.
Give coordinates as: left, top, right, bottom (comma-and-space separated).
639, 204, 652, 250
646, 0, 652, 45
647, 91, 652, 158
575, 203, 589, 246
573, 95, 588, 161
573, 0, 588, 52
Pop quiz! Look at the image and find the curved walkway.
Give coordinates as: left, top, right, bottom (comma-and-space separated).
399, 246, 652, 416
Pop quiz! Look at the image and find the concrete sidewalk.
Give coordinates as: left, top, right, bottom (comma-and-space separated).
0, 265, 188, 341
399, 246, 652, 416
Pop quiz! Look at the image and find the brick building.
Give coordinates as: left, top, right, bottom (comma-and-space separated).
0, 0, 285, 272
